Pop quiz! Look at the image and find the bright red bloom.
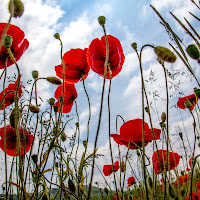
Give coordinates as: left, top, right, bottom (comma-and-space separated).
184, 192, 198, 200
127, 177, 136, 187
111, 119, 161, 149
0, 125, 33, 156
0, 78, 22, 110
177, 94, 198, 111
55, 48, 90, 84
176, 174, 189, 186
54, 82, 77, 113
152, 150, 181, 174
103, 161, 120, 176
0, 23, 29, 69
87, 35, 125, 79
112, 194, 121, 200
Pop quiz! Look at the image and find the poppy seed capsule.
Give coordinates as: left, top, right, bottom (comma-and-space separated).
3, 35, 12, 48
98, 16, 106, 26
9, 0, 24, 18
194, 88, 200, 98
48, 98, 55, 106
9, 107, 22, 128
186, 44, 200, 60
32, 70, 39, 79
29, 105, 40, 113
179, 132, 183, 139
154, 46, 176, 63
131, 42, 137, 50
46, 77, 62, 85
54, 33, 60, 40
54, 105, 58, 112
60, 132, 67, 142
161, 112, 166, 122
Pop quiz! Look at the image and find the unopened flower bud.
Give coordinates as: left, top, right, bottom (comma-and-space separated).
59, 96, 64, 103
54, 33, 60, 40
31, 154, 38, 164
83, 140, 87, 148
98, 16, 106, 26
48, 98, 55, 106
145, 106, 149, 114
32, 70, 39, 79
179, 132, 183, 139
186, 44, 200, 60
75, 122, 79, 128
9, 0, 24, 18
3, 35, 12, 48
60, 132, 67, 142
131, 43, 137, 50
194, 88, 200, 98
161, 112, 166, 122
29, 104, 40, 113
54, 105, 58, 113
9, 107, 22, 128
154, 46, 176, 63
184, 101, 192, 110
46, 77, 62, 85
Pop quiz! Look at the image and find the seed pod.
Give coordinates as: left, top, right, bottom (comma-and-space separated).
3, 35, 12, 48
161, 112, 166, 122
54, 105, 59, 113
83, 140, 87, 148
68, 178, 75, 193
154, 46, 176, 63
46, 77, 62, 85
48, 98, 55, 106
54, 33, 60, 40
32, 70, 39, 79
29, 104, 40, 113
53, 127, 61, 137
9, 107, 22, 128
131, 42, 137, 50
8, 0, 24, 18
194, 88, 200, 98
60, 132, 67, 142
186, 44, 200, 60
179, 132, 183, 140
98, 16, 106, 26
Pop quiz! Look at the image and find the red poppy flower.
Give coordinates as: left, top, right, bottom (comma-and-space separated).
184, 192, 198, 200
112, 194, 121, 200
111, 119, 161, 149
55, 48, 90, 84
103, 161, 120, 176
87, 35, 125, 79
0, 125, 33, 156
176, 174, 189, 186
177, 94, 198, 111
54, 82, 77, 113
0, 77, 22, 110
152, 150, 181, 174
127, 177, 136, 187
0, 23, 29, 69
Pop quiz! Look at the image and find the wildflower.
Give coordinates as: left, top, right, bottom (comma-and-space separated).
177, 93, 198, 111
152, 150, 181, 174
184, 192, 198, 200
54, 82, 77, 113
127, 177, 136, 187
0, 23, 29, 68
55, 48, 90, 84
87, 35, 125, 79
111, 119, 161, 149
112, 194, 121, 200
0, 77, 22, 110
176, 174, 189, 186
0, 125, 33, 156
103, 161, 119, 176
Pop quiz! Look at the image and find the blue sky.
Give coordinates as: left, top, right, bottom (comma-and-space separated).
0, 0, 200, 190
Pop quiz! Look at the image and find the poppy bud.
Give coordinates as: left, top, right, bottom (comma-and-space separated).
54, 105, 58, 113
54, 33, 60, 40
131, 42, 137, 50
8, 0, 24, 18
29, 104, 40, 113
161, 112, 166, 122
98, 16, 106, 26
48, 98, 55, 106
186, 44, 200, 60
83, 140, 87, 148
179, 132, 183, 140
120, 161, 126, 172
60, 132, 67, 142
75, 122, 79, 128
194, 88, 200, 98
46, 77, 62, 85
31, 154, 38, 164
68, 178, 75, 193
145, 106, 150, 114
3, 35, 12, 48
136, 150, 140, 157
154, 46, 176, 63
184, 101, 192, 110
104, 188, 108, 196
59, 96, 64, 103
9, 107, 22, 128
32, 70, 39, 79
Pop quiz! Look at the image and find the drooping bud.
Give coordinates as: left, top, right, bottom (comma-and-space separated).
68, 178, 75, 193
54, 33, 60, 40
75, 122, 79, 128
83, 140, 87, 148
194, 87, 200, 98
154, 46, 176, 63
179, 132, 183, 140
186, 44, 200, 60
131, 42, 137, 50
48, 98, 55, 106
60, 132, 67, 142
29, 104, 40, 113
31, 154, 38, 164
8, 0, 24, 18
98, 16, 106, 26
46, 77, 62, 85
3, 35, 12, 48
161, 112, 166, 122
32, 70, 39, 79
145, 106, 150, 114
9, 107, 22, 128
